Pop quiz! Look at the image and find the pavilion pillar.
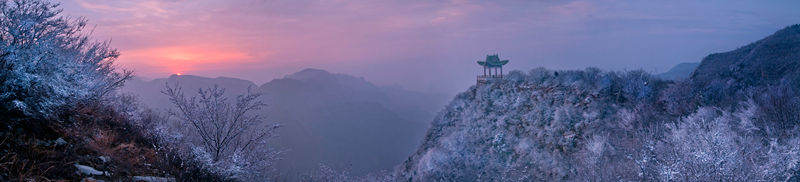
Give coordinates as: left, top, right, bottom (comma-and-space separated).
477, 54, 510, 84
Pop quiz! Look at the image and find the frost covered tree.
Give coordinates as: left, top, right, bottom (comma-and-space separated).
163, 84, 281, 180
398, 68, 800, 181
0, 0, 131, 117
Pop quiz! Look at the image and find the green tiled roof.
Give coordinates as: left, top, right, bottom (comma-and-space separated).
477, 54, 509, 67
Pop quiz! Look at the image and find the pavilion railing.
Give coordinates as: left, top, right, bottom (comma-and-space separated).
477, 75, 503, 80
477, 75, 504, 85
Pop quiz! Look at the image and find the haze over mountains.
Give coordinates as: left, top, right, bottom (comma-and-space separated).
655, 62, 699, 80
122, 68, 449, 175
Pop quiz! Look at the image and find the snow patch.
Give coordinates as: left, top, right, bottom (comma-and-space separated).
74, 163, 108, 176
98, 156, 110, 163
53, 138, 67, 146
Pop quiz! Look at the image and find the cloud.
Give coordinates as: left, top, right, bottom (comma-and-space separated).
549, 1, 593, 18
77, 0, 169, 18
429, 0, 481, 25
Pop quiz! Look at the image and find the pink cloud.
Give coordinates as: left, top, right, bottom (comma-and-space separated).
77, 0, 169, 18
119, 45, 265, 76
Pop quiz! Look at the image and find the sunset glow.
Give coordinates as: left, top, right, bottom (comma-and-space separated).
119, 45, 256, 76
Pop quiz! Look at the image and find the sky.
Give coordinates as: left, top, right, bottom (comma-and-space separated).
59, 0, 800, 94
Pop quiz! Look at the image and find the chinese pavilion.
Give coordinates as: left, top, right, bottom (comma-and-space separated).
477, 54, 509, 85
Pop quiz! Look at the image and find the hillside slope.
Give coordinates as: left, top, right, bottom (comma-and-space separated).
0, 101, 227, 181
692, 24, 800, 86
398, 24, 800, 181
398, 69, 676, 181
690, 24, 800, 107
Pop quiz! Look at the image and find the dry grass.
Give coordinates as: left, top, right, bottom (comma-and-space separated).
0, 103, 191, 181
0, 133, 67, 181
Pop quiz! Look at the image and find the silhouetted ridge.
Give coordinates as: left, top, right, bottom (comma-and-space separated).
692, 24, 800, 86
656, 62, 698, 80
286, 68, 333, 80
685, 24, 800, 107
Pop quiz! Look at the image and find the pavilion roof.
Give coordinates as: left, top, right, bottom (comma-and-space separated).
477, 54, 509, 67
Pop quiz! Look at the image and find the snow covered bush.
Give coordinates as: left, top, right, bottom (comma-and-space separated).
0, 0, 131, 117
754, 81, 800, 136
633, 103, 800, 181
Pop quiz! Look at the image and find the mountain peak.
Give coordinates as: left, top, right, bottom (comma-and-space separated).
285, 68, 333, 80
167, 74, 204, 80
772, 24, 800, 37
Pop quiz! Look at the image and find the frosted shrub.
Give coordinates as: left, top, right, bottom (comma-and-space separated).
164, 84, 281, 181
0, 0, 131, 117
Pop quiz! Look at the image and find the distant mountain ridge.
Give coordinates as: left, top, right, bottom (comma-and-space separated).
122, 75, 257, 112
122, 68, 449, 176
656, 62, 699, 80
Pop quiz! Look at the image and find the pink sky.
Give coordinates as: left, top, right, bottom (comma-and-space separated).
59, 0, 800, 93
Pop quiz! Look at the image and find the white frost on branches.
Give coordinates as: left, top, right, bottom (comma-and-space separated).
0, 0, 131, 116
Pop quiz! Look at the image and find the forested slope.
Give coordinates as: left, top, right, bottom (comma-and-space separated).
398, 24, 800, 181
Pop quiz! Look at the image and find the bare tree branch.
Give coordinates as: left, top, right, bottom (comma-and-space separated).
163, 84, 281, 178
